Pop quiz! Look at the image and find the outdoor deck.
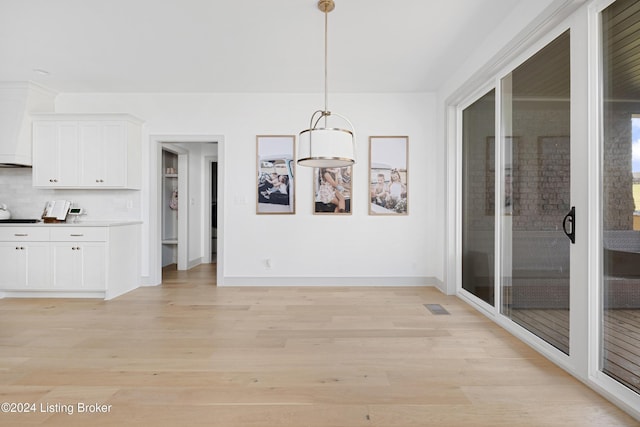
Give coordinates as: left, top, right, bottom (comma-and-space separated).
511, 308, 640, 394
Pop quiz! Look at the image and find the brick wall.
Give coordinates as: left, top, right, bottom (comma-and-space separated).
603, 103, 636, 230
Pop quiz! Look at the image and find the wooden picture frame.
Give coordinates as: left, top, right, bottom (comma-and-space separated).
369, 136, 408, 215
256, 135, 295, 214
313, 166, 353, 215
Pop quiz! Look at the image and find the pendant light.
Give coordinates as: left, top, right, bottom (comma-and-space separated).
297, 0, 356, 168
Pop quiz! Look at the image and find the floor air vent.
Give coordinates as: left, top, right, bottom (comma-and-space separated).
424, 304, 450, 315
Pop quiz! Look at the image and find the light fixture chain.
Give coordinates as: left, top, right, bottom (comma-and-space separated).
324, 5, 329, 126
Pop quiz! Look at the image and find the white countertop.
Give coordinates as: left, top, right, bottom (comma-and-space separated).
0, 220, 142, 227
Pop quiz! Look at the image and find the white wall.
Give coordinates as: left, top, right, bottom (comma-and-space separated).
54, 92, 439, 286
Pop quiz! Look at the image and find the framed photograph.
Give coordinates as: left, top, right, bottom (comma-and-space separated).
369, 136, 408, 215
313, 166, 352, 214
256, 135, 295, 214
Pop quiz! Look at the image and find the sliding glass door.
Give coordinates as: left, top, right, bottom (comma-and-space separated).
601, 0, 640, 395
461, 31, 572, 354
500, 31, 572, 354
459, 0, 640, 413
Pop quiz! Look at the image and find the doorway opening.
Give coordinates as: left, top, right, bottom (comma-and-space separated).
151, 135, 223, 287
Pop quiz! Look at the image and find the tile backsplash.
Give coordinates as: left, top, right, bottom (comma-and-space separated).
0, 168, 141, 221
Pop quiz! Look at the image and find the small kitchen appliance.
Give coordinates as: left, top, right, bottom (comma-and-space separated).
0, 203, 11, 220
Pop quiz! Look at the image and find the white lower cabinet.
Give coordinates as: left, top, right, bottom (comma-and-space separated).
0, 224, 140, 299
0, 227, 51, 290
50, 227, 107, 291
52, 242, 106, 291
0, 241, 51, 290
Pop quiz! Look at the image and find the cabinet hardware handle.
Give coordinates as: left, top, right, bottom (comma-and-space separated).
70, 234, 84, 236
14, 233, 28, 236
20, 247, 25, 250
15, 247, 19, 250
72, 247, 76, 250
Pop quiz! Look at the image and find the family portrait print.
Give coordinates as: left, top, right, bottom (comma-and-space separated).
256, 135, 295, 214
314, 166, 352, 214
369, 136, 408, 215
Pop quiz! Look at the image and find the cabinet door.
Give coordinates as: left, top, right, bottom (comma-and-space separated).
0, 242, 49, 290
0, 242, 26, 289
52, 242, 105, 290
78, 122, 104, 187
52, 242, 77, 289
78, 121, 126, 187
102, 122, 127, 187
24, 242, 51, 289
33, 121, 79, 187
32, 122, 59, 187
56, 123, 80, 186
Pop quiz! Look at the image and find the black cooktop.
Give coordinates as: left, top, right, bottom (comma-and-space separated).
0, 219, 41, 223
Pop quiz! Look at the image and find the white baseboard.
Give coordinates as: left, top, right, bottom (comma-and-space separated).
0, 290, 105, 299
139, 273, 443, 289
140, 275, 158, 287
220, 276, 438, 287
188, 257, 203, 270
433, 277, 447, 294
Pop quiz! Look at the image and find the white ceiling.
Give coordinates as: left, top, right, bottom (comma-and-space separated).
0, 0, 523, 94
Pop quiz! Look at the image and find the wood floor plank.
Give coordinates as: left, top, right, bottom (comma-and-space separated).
0, 264, 637, 426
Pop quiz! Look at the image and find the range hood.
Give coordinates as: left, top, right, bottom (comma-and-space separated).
0, 82, 56, 167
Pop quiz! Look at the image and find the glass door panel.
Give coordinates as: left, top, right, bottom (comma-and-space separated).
601, 0, 640, 395
501, 31, 572, 354
462, 90, 496, 306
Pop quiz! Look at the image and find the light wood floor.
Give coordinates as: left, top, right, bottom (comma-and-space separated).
0, 264, 638, 426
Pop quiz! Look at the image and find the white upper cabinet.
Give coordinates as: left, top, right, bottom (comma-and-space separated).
32, 114, 143, 189
32, 120, 79, 186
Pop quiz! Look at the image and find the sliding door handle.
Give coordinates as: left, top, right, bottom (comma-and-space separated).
562, 206, 575, 244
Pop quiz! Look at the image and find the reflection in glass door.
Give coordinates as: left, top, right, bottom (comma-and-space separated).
601, 0, 640, 395
501, 31, 572, 354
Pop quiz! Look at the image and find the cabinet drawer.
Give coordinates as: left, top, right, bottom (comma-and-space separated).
0, 227, 50, 241
50, 227, 107, 242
